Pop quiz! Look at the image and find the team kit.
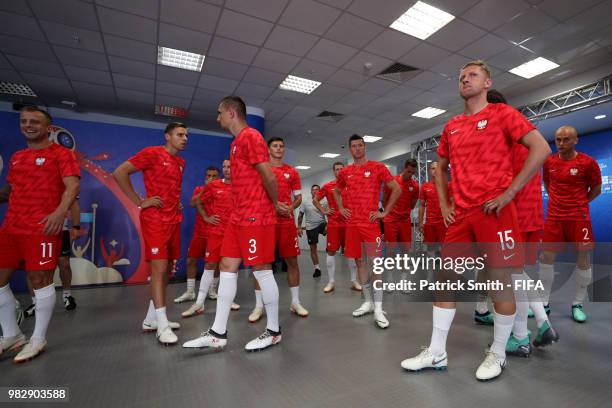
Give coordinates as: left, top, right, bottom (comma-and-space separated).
0, 61, 601, 382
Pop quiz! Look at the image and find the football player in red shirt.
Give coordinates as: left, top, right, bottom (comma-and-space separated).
113, 122, 187, 346
334, 134, 401, 329
0, 106, 80, 362
174, 167, 219, 304
182, 159, 237, 318
540, 125, 601, 323
400, 61, 551, 381
418, 161, 447, 257
314, 162, 362, 293
183, 96, 289, 352
383, 158, 419, 286
248, 138, 308, 322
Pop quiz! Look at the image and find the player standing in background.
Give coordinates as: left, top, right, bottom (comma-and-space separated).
113, 122, 187, 346
0, 106, 80, 362
418, 161, 447, 257
539, 125, 601, 323
297, 185, 326, 278
334, 134, 401, 329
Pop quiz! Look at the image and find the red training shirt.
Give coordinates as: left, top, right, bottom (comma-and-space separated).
201, 179, 232, 236
384, 175, 419, 223
512, 145, 544, 232
272, 163, 301, 225
420, 181, 443, 225
317, 180, 344, 227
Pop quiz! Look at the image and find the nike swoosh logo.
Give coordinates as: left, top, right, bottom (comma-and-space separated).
503, 253, 516, 260
39, 260, 52, 265
450, 130, 458, 134
247, 256, 258, 261
432, 357, 445, 365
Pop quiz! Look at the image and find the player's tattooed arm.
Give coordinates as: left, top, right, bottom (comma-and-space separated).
113, 161, 162, 209
0, 184, 10, 203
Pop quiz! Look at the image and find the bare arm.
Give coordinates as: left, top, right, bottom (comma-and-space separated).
41, 176, 80, 235
333, 187, 350, 219
298, 211, 304, 227
0, 185, 10, 203
190, 194, 200, 208
254, 162, 289, 216
313, 195, 331, 215
195, 194, 219, 225
69, 199, 81, 240
418, 202, 425, 231
291, 194, 302, 213
587, 184, 602, 202
374, 179, 401, 221
381, 189, 389, 209
434, 157, 454, 226
112, 161, 162, 209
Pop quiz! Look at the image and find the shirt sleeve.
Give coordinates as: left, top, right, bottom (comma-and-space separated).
246, 130, 270, 166
59, 148, 81, 178
316, 185, 326, 201
6, 153, 17, 185
128, 147, 154, 171
380, 164, 393, 184
336, 170, 346, 189
437, 127, 450, 159
500, 104, 536, 144
542, 158, 551, 187
291, 169, 302, 195
588, 158, 602, 188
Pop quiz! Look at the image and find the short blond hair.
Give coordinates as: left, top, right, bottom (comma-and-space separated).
461, 60, 491, 79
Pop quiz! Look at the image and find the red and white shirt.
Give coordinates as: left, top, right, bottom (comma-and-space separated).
336, 160, 393, 226
317, 180, 344, 227
384, 175, 419, 223
437, 103, 535, 219
191, 185, 207, 237
228, 127, 276, 226
2, 143, 80, 235
128, 146, 185, 224
543, 152, 601, 221
512, 145, 544, 232
201, 179, 232, 236
420, 181, 443, 225
272, 163, 301, 225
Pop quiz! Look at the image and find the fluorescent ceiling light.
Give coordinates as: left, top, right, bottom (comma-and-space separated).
0, 82, 36, 97
320, 153, 340, 158
412, 107, 446, 119
363, 135, 382, 143
389, 1, 455, 40
295, 166, 311, 170
157, 46, 205, 72
509, 57, 559, 79
279, 75, 321, 94
594, 114, 606, 120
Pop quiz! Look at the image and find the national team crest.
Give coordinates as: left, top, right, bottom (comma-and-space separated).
364, 171, 371, 177
151, 247, 159, 255
283, 172, 290, 179
35, 157, 46, 166
570, 168, 578, 176
477, 119, 488, 130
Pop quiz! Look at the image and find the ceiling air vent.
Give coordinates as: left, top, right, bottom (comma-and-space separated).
376, 63, 420, 83
0, 82, 37, 97
316, 110, 344, 122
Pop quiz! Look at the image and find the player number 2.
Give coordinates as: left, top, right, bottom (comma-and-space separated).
40, 242, 53, 258
248, 239, 257, 254
582, 228, 589, 241
497, 230, 515, 251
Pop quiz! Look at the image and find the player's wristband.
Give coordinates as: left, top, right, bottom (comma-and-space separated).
72, 225, 80, 230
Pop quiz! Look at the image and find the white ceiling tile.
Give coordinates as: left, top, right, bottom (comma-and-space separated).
325, 101, 359, 114
225, 0, 289, 22
494, 9, 557, 43
208, 37, 259, 65
565, 0, 612, 35
158, 23, 212, 55
537, 0, 602, 21
252, 49, 300, 74
487, 45, 536, 71
348, 0, 415, 26
108, 56, 155, 79
0, 2, 32, 15
324, 13, 385, 48
358, 77, 399, 96
65, 65, 112, 85
242, 67, 285, 88
316, 0, 352, 9
343, 51, 393, 76
430, 54, 472, 77
311, 84, 351, 100
155, 94, 191, 108
426, 19, 487, 52
156, 65, 201, 86
202, 56, 249, 80
461, 0, 531, 31
264, 26, 319, 57
160, 0, 221, 34
22, 73, 73, 96
54, 45, 109, 70
7, 55, 65, 78
116, 88, 154, 104
262, 100, 294, 114
404, 70, 448, 90
216, 9, 274, 46
398, 43, 452, 70
235, 82, 275, 99
381, 84, 424, 101
104, 34, 156, 63
29, 0, 99, 30
0, 11, 45, 41
326, 69, 370, 88
0, 54, 12, 69
267, 88, 306, 104
156, 81, 195, 98
291, 58, 337, 82
95, 0, 159, 19
40, 21, 105, 53
425, 0, 480, 16
0, 34, 56, 61
376, 110, 409, 123
113, 73, 154, 92
72, 81, 116, 102
198, 74, 239, 93
97, 7, 157, 43
364, 29, 420, 60
0, 69, 23, 83
191, 88, 228, 108
306, 38, 358, 67
279, 0, 341, 35
299, 95, 335, 110
339, 90, 379, 106
458, 34, 513, 60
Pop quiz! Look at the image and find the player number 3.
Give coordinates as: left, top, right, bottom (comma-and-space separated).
497, 230, 515, 251
248, 239, 257, 254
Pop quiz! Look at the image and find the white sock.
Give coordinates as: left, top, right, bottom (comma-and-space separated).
253, 270, 279, 333
255, 289, 263, 308
490, 312, 516, 360
326, 255, 336, 283
31, 296, 36, 305
0, 284, 20, 338
314, 264, 320, 270
573, 267, 592, 305
531, 300, 549, 328
62, 289, 71, 299
155, 307, 169, 330
475, 294, 489, 314
429, 306, 455, 355
144, 300, 156, 323
290, 286, 300, 305
349, 261, 357, 282
196, 270, 214, 305
373, 280, 383, 311
539, 263, 555, 305
211, 272, 238, 335
512, 274, 529, 340
32, 284, 56, 344
361, 282, 373, 303
187, 278, 195, 292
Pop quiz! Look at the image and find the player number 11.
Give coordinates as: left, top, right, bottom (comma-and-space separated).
40, 242, 53, 258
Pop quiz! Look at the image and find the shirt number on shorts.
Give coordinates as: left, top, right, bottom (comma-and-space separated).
40, 242, 53, 258
248, 239, 257, 254
497, 230, 515, 251
582, 228, 589, 241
